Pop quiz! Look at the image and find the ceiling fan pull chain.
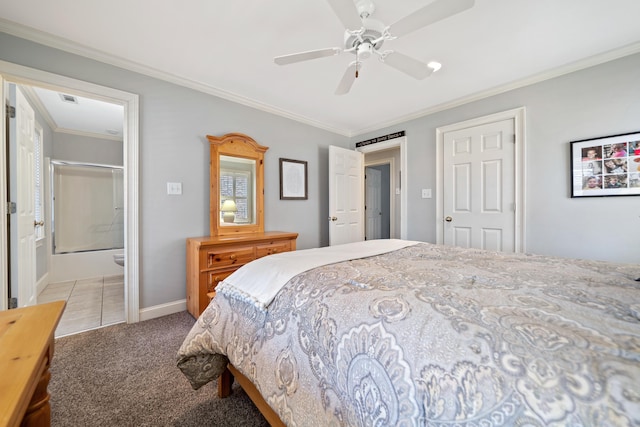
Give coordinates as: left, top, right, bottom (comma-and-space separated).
355, 47, 360, 78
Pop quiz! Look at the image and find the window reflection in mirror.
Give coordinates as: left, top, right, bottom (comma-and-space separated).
220, 155, 256, 225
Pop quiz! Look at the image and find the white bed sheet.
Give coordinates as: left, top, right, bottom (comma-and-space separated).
216, 238, 418, 310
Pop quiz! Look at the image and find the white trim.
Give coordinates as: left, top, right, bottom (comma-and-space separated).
0, 60, 140, 322
36, 271, 49, 297
21, 87, 119, 140
435, 107, 526, 252
0, 75, 6, 310
52, 127, 123, 142
357, 136, 408, 239
124, 94, 140, 323
18, 85, 57, 131
2, 19, 637, 138
0, 19, 349, 137
350, 42, 640, 137
138, 299, 186, 322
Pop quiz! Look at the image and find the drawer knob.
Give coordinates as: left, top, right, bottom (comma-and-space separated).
229, 254, 237, 260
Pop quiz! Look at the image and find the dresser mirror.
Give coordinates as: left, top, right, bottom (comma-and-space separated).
207, 133, 267, 236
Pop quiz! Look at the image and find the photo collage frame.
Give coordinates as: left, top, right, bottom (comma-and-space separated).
571, 131, 640, 197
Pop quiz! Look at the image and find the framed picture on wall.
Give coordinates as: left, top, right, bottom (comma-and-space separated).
570, 131, 640, 197
279, 158, 308, 200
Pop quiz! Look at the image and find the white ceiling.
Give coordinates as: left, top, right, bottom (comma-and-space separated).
28, 86, 124, 140
2, 0, 640, 136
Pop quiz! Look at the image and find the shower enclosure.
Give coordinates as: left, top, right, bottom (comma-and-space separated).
51, 161, 124, 254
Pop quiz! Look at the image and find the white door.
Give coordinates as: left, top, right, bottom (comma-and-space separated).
443, 118, 515, 251
329, 145, 364, 246
15, 87, 37, 306
365, 167, 382, 240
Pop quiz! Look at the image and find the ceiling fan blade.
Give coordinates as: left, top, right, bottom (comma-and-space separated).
335, 63, 359, 95
382, 51, 434, 80
326, 0, 363, 30
274, 47, 342, 65
388, 0, 474, 38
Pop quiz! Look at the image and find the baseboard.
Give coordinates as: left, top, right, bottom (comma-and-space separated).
138, 299, 187, 322
36, 272, 49, 297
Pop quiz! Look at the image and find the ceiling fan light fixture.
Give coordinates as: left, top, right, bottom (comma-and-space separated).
357, 42, 373, 59
427, 61, 442, 72
275, 0, 474, 94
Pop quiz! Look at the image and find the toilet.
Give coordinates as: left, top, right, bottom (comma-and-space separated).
113, 253, 125, 266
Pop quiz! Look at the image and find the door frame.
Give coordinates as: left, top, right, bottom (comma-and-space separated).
0, 60, 139, 322
435, 107, 526, 252
357, 136, 407, 239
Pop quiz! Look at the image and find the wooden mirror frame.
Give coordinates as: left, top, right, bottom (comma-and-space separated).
207, 133, 268, 236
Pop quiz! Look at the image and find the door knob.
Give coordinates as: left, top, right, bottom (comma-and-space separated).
328, 216, 338, 221
445, 216, 453, 222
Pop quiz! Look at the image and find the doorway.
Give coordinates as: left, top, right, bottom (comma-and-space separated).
435, 107, 526, 252
365, 163, 390, 240
0, 60, 139, 325
360, 136, 406, 240
328, 136, 407, 245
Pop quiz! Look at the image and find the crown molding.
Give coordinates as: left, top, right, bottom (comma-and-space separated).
349, 41, 640, 137
18, 85, 58, 130
54, 127, 123, 142
3, 18, 639, 139
8, 69, 123, 141
0, 19, 351, 137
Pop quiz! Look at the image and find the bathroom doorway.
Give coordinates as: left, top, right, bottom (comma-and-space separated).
1, 61, 139, 332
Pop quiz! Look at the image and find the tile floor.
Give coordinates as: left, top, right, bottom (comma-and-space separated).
37, 275, 125, 337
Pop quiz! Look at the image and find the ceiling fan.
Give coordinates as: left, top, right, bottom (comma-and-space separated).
274, 0, 475, 95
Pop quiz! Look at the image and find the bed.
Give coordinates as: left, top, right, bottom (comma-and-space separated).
177, 239, 640, 426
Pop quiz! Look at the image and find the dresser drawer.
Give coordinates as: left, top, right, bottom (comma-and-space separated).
256, 241, 292, 258
187, 232, 298, 318
206, 246, 255, 269
206, 268, 235, 292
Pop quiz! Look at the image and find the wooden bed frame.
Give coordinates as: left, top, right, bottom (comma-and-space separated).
218, 365, 286, 427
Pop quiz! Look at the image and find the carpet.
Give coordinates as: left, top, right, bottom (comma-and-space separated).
49, 311, 269, 426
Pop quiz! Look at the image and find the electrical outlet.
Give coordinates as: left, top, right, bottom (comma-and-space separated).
421, 188, 432, 199
167, 182, 182, 195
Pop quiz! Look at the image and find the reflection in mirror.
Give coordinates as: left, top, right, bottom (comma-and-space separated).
220, 155, 256, 225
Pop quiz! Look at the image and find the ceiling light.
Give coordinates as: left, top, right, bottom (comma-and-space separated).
357, 41, 373, 59
427, 61, 442, 72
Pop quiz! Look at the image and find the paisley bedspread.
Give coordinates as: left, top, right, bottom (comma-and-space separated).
177, 241, 640, 426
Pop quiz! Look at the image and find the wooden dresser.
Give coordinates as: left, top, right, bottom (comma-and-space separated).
0, 300, 65, 427
186, 231, 298, 317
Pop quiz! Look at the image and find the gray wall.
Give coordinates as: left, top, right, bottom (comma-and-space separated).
53, 133, 123, 166
1, 32, 350, 309
353, 52, 640, 264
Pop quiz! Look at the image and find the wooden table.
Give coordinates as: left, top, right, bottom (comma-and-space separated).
0, 301, 66, 427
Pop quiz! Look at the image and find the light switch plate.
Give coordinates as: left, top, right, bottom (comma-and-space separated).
421, 188, 432, 199
167, 182, 182, 195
